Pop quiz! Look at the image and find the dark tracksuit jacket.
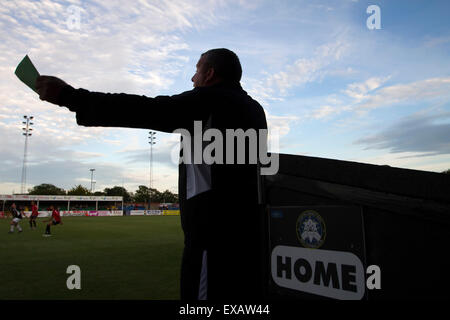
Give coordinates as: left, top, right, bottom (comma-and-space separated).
57, 81, 268, 300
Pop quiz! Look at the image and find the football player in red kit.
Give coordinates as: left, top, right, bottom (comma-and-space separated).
43, 205, 63, 237
29, 201, 39, 229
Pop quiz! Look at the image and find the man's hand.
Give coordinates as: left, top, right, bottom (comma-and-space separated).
35, 75, 69, 105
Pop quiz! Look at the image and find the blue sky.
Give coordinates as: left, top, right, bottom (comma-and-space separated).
1, 0, 449, 195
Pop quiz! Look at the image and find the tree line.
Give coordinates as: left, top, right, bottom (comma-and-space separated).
28, 183, 178, 204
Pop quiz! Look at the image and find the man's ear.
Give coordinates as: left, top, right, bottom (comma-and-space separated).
205, 67, 215, 82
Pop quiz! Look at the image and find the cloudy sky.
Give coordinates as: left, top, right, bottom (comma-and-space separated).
1, 0, 449, 195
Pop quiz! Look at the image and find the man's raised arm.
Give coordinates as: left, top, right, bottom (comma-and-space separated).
36, 75, 203, 133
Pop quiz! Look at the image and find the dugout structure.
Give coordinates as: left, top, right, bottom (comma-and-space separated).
261, 153, 450, 300
0, 194, 123, 217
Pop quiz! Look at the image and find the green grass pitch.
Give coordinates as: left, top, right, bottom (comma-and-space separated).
0, 216, 184, 300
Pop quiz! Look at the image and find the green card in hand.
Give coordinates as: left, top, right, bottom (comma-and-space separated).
15, 55, 40, 93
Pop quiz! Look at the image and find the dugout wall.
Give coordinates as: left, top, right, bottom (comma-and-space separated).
262, 153, 450, 300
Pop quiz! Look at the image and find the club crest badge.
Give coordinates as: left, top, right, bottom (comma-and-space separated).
296, 210, 326, 249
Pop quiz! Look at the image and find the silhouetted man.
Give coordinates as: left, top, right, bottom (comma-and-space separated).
36, 48, 267, 300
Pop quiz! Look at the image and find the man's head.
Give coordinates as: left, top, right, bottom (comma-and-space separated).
11, 203, 16, 209
191, 48, 242, 87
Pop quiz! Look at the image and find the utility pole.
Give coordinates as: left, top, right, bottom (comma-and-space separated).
148, 131, 157, 209
21, 115, 33, 194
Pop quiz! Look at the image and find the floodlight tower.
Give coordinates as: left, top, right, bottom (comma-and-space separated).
148, 131, 157, 209
90, 168, 95, 193
21, 115, 34, 194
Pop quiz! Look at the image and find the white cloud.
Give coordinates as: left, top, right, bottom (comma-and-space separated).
311, 105, 336, 119
353, 77, 450, 113
265, 111, 299, 152
343, 76, 391, 102
271, 40, 348, 93
246, 40, 349, 105
311, 76, 450, 121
